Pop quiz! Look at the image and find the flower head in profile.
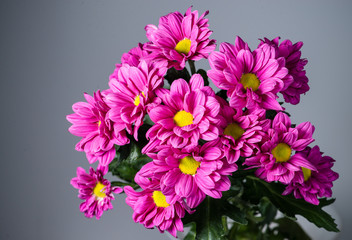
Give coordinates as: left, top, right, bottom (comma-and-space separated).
124, 179, 188, 238
144, 6, 216, 70
106, 60, 166, 140
282, 146, 339, 205
259, 37, 309, 105
143, 74, 222, 153
208, 36, 289, 111
244, 112, 316, 184
140, 139, 236, 208
71, 166, 123, 219
67, 90, 128, 166
219, 98, 271, 164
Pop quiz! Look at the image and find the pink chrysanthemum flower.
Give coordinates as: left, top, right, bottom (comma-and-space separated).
109, 42, 166, 83
282, 146, 339, 205
219, 97, 271, 164
140, 139, 236, 208
124, 180, 187, 238
259, 37, 309, 105
142, 74, 222, 153
244, 112, 317, 184
144, 7, 216, 70
67, 90, 128, 166
208, 36, 290, 111
71, 166, 123, 219
106, 60, 166, 140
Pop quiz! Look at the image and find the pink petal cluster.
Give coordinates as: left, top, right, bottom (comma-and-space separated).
282, 146, 339, 205
106, 60, 166, 140
244, 112, 316, 184
140, 139, 236, 208
143, 74, 222, 153
219, 98, 271, 164
67, 90, 129, 166
208, 36, 290, 111
259, 37, 309, 105
144, 7, 216, 70
124, 180, 187, 238
71, 166, 123, 219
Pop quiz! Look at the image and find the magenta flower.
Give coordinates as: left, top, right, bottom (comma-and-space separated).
106, 60, 166, 140
109, 42, 167, 83
144, 6, 216, 70
282, 146, 339, 205
219, 98, 271, 164
259, 37, 309, 105
208, 36, 289, 111
244, 112, 317, 184
140, 139, 236, 208
124, 181, 188, 238
143, 74, 222, 153
71, 166, 122, 219
67, 90, 129, 166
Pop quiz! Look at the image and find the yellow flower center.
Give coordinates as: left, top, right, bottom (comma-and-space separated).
175, 38, 192, 55
240, 73, 260, 91
223, 123, 244, 140
152, 191, 170, 208
93, 182, 106, 198
302, 167, 312, 181
97, 120, 102, 127
173, 110, 194, 127
272, 143, 292, 163
179, 156, 200, 175
134, 92, 146, 106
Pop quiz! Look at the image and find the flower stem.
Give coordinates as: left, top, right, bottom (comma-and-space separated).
188, 60, 196, 75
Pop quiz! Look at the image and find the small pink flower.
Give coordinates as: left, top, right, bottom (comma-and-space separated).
124, 180, 188, 238
67, 90, 128, 166
140, 139, 236, 208
244, 112, 317, 184
106, 60, 166, 140
143, 74, 222, 153
144, 7, 216, 70
71, 166, 122, 219
208, 36, 289, 111
219, 97, 271, 164
282, 146, 339, 205
258, 37, 309, 105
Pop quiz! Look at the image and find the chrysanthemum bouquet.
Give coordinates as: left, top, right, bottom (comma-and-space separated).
67, 7, 339, 239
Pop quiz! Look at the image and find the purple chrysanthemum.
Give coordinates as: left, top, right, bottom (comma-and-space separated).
244, 112, 317, 184
282, 146, 339, 205
208, 36, 290, 111
106, 60, 166, 140
144, 7, 216, 70
71, 166, 122, 219
124, 180, 188, 238
219, 97, 271, 164
259, 37, 309, 105
140, 139, 236, 208
142, 74, 222, 153
67, 90, 129, 166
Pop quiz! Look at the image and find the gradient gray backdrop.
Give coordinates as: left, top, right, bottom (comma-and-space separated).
1, 0, 351, 239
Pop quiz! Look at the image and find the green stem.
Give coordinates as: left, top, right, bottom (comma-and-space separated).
188, 60, 196, 75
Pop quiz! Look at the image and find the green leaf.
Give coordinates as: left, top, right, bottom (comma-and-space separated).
183, 196, 226, 240
259, 197, 277, 224
243, 176, 339, 232
222, 201, 248, 225
274, 217, 312, 240
183, 222, 197, 240
165, 67, 191, 85
109, 140, 152, 183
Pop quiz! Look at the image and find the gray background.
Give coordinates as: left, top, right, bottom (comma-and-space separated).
1, 0, 351, 239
